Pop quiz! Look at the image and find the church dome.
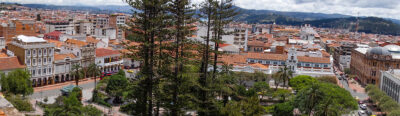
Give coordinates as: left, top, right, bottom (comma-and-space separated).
367, 47, 391, 56
384, 44, 400, 53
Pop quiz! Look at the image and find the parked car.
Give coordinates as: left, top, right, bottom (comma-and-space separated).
359, 104, 367, 110
358, 110, 366, 116
358, 101, 364, 104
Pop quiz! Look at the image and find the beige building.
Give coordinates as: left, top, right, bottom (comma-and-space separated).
7, 35, 55, 87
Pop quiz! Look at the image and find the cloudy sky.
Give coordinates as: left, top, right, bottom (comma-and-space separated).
5, 0, 400, 19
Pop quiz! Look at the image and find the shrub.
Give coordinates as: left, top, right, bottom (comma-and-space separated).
5, 94, 33, 111
316, 76, 337, 84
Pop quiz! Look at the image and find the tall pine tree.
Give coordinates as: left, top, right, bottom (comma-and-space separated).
165, 0, 197, 115
197, 0, 217, 115
211, 0, 238, 78
124, 0, 169, 115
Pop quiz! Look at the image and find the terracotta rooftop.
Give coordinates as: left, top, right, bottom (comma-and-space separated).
65, 39, 88, 47
45, 31, 62, 36
86, 36, 100, 44
0, 57, 25, 71
54, 53, 76, 61
46, 39, 64, 48
219, 54, 247, 66
96, 48, 120, 57
247, 40, 266, 47
219, 44, 231, 48
298, 56, 330, 64
247, 52, 287, 61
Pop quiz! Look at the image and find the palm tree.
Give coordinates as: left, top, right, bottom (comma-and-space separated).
71, 64, 82, 86
277, 66, 294, 89
88, 63, 102, 89
272, 72, 282, 91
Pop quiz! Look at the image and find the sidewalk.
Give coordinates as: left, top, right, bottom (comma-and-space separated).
347, 79, 365, 93
34, 78, 100, 93
82, 101, 128, 116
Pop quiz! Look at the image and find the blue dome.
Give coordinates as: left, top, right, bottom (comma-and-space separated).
367, 47, 390, 56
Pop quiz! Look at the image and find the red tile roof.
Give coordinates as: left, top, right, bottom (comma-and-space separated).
0, 57, 25, 70
247, 53, 287, 61
247, 40, 266, 47
298, 56, 330, 64
96, 48, 120, 57
219, 44, 231, 48
45, 31, 62, 36
54, 53, 76, 61
65, 39, 88, 47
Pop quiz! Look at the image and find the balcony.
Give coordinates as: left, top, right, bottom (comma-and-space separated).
104, 60, 123, 67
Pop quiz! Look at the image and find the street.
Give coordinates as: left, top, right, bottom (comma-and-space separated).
334, 67, 373, 116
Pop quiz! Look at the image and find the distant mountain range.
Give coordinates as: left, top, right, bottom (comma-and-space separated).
3, 2, 400, 35
22, 4, 135, 14
234, 7, 400, 35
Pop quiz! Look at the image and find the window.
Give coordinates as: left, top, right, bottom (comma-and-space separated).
315, 64, 319, 67
43, 58, 46, 64
250, 60, 254, 63
32, 70, 36, 76
48, 58, 52, 63
48, 67, 51, 74
33, 58, 36, 65
43, 49, 47, 55
27, 50, 30, 55
386, 63, 390, 68
305, 64, 310, 67
273, 62, 278, 65
26, 59, 30, 66
373, 62, 377, 67
258, 60, 262, 63
43, 68, 46, 74
38, 49, 42, 56
33, 50, 36, 55
38, 69, 41, 75
398, 64, 399, 68
49, 49, 52, 55
324, 65, 328, 67
38, 58, 41, 65
372, 71, 377, 76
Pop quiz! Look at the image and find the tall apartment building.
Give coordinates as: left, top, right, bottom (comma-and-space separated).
333, 42, 356, 70
109, 14, 126, 40
95, 15, 109, 28
7, 35, 55, 87
45, 21, 75, 35
75, 20, 93, 35
0, 19, 37, 41
233, 27, 248, 50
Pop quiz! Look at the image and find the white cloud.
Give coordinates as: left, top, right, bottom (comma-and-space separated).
4, 0, 127, 6
5, 0, 400, 19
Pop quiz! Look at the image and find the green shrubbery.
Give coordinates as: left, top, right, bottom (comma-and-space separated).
5, 94, 33, 111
